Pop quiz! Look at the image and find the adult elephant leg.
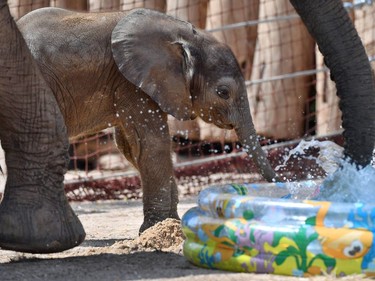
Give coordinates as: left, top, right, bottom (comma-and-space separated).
115, 96, 179, 232
290, 0, 375, 167
0, 2, 85, 253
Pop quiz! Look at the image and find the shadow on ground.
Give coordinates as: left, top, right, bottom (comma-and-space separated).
0, 251, 230, 281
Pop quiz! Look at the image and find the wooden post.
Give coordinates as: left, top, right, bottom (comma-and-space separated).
50, 0, 88, 11
249, 0, 315, 140
315, 50, 342, 136
206, 0, 259, 80
166, 0, 208, 28
8, 0, 49, 19
120, 0, 166, 12
354, 3, 375, 57
89, 0, 120, 12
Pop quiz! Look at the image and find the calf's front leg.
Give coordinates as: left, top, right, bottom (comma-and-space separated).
115, 97, 179, 232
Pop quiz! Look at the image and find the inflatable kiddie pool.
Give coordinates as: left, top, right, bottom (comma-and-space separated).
181, 181, 375, 277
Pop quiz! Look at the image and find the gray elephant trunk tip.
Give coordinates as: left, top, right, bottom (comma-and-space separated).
241, 142, 279, 183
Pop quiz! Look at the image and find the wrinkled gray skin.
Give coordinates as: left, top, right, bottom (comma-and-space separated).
0, 0, 373, 254
18, 8, 278, 233
0, 1, 85, 253
290, 0, 375, 168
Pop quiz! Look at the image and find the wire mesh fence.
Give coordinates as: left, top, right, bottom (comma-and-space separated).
1, 0, 374, 200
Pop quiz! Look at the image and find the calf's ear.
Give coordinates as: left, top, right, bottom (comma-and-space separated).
111, 8, 195, 120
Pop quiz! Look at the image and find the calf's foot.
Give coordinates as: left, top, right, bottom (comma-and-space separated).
140, 208, 180, 234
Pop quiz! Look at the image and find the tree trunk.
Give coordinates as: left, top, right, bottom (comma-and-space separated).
249, 0, 315, 140
89, 0, 120, 12
121, 0, 166, 12
8, 0, 49, 20
50, 0, 88, 11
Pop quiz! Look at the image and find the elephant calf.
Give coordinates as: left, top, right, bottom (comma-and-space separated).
1, 0, 374, 254
17, 8, 277, 236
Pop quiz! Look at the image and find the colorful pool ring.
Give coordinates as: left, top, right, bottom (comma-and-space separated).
181, 182, 375, 277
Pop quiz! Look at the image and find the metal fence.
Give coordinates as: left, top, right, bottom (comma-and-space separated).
1, 0, 374, 200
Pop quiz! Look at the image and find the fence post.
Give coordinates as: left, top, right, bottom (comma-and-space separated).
8, 0, 49, 19
51, 0, 88, 11
249, 0, 315, 140
120, 0, 166, 12
89, 0, 120, 12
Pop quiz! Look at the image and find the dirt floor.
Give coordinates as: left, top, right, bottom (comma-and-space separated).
0, 197, 372, 281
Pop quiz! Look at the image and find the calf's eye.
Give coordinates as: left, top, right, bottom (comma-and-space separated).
216, 85, 230, 100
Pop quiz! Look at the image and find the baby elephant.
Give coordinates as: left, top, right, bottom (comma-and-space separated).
18, 8, 277, 233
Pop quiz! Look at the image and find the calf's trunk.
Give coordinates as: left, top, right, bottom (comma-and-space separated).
235, 125, 278, 182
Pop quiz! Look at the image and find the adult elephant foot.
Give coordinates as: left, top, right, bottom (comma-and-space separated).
0, 1, 85, 254
0, 187, 85, 253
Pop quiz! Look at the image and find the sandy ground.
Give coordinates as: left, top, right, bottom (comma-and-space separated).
0, 197, 372, 281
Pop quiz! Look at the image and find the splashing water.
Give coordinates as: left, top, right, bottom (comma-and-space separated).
315, 160, 375, 203
275, 139, 344, 174
276, 139, 375, 203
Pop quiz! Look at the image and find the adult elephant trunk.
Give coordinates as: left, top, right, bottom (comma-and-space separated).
0, 1, 85, 253
235, 119, 278, 183
290, 0, 375, 167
